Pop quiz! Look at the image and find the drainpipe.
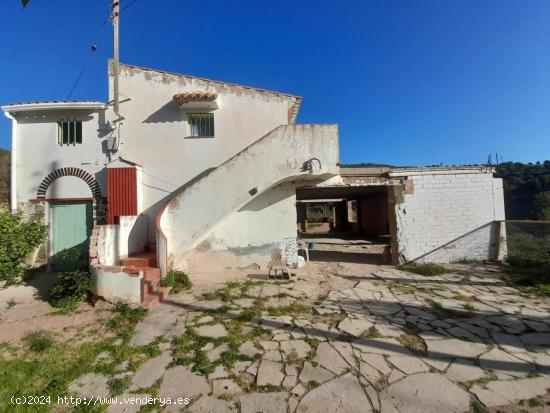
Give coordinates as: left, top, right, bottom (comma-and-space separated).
3, 111, 16, 212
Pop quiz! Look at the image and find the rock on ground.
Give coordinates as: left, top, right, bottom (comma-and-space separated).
239, 392, 288, 413
187, 396, 236, 413
129, 352, 171, 391
296, 373, 373, 413
380, 372, 470, 413
158, 366, 209, 400
256, 360, 284, 387
67, 373, 110, 399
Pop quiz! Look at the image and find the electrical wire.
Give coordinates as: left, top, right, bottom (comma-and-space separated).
121, 0, 142, 12
66, 16, 109, 99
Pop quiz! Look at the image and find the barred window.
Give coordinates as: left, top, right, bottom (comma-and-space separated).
57, 120, 82, 145
188, 113, 214, 137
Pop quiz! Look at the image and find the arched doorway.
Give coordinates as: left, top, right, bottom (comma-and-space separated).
36, 167, 104, 270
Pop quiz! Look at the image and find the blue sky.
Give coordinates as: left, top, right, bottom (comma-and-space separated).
1, 0, 549, 166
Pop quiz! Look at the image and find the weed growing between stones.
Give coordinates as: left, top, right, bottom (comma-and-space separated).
398, 334, 426, 354
160, 270, 192, 294
399, 263, 447, 276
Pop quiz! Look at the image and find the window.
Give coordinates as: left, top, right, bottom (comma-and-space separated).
188, 113, 214, 137
57, 120, 82, 145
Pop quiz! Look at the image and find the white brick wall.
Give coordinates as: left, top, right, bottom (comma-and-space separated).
395, 172, 505, 263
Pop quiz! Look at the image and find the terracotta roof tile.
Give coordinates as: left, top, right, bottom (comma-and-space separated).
173, 92, 218, 106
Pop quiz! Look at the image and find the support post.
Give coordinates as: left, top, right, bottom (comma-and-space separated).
112, 0, 120, 116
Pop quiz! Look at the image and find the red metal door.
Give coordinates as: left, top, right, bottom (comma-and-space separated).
107, 167, 137, 224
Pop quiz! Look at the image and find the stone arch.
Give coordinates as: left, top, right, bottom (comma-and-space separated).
36, 167, 102, 200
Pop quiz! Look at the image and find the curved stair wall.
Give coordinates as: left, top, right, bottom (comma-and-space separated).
157, 124, 339, 273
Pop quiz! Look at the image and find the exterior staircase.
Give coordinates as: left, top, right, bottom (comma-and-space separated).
118, 242, 170, 309
156, 124, 340, 274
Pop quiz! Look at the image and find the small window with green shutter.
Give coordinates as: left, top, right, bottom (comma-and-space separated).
57, 120, 82, 145
187, 113, 215, 137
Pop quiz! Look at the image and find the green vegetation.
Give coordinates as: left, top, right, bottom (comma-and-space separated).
48, 269, 92, 311
171, 323, 264, 377
505, 225, 550, 296
0, 339, 112, 412
0, 205, 47, 285
398, 263, 446, 276
105, 302, 148, 333
495, 161, 550, 220
22, 331, 54, 353
398, 334, 426, 354
107, 376, 131, 395
160, 270, 192, 294
267, 303, 309, 317
360, 326, 381, 339
0, 149, 9, 205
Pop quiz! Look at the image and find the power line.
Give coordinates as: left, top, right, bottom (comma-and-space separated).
121, 0, 141, 12
66, 13, 109, 99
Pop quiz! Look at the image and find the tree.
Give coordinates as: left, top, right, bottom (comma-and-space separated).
533, 191, 550, 220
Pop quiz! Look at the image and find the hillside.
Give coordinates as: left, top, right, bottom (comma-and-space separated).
495, 161, 550, 220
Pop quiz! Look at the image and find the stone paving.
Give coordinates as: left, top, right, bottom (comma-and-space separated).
69, 262, 550, 412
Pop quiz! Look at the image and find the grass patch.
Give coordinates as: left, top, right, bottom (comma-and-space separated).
398, 263, 446, 276
22, 331, 54, 353
0, 338, 113, 412
453, 293, 475, 302
267, 304, 309, 317
107, 376, 131, 395
202, 281, 250, 302
360, 326, 381, 339
387, 282, 417, 295
398, 334, 426, 354
160, 270, 192, 294
463, 303, 476, 314
504, 230, 550, 296
171, 323, 261, 377
471, 400, 489, 413
105, 302, 148, 332
237, 307, 262, 322
426, 299, 475, 318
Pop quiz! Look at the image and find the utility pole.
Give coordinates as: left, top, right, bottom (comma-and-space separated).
112, 0, 120, 116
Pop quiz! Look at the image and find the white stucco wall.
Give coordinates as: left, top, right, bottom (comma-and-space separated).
395, 171, 506, 263
96, 215, 148, 265
209, 182, 297, 253
111, 63, 300, 238
12, 109, 108, 204
91, 267, 142, 304
158, 124, 339, 273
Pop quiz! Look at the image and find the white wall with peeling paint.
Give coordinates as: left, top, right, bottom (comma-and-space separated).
111, 63, 301, 239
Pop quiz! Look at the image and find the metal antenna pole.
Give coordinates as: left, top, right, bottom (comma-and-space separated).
112, 0, 120, 116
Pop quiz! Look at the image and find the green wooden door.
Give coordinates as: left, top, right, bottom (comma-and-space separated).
50, 203, 92, 271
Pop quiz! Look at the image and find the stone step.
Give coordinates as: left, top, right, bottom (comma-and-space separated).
119, 257, 150, 267
142, 294, 160, 309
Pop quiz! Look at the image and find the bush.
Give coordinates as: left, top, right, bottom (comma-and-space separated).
398, 262, 446, 276
0, 206, 47, 285
22, 331, 54, 353
49, 269, 92, 311
160, 270, 192, 294
505, 230, 550, 295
